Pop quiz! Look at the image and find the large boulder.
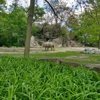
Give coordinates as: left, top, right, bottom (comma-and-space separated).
52, 37, 62, 47
30, 36, 39, 47
82, 48, 100, 54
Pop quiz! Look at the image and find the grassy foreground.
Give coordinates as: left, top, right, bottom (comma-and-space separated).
5, 51, 100, 64
0, 55, 100, 100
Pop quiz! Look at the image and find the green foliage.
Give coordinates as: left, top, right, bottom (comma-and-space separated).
34, 6, 45, 21
31, 25, 42, 36
0, 0, 5, 4
0, 0, 6, 7
0, 55, 100, 99
25, 6, 45, 22
0, 3, 45, 47
59, 26, 68, 37
31, 25, 37, 35
0, 5, 27, 47
72, 5, 100, 46
67, 15, 78, 28
0, 0, 6, 12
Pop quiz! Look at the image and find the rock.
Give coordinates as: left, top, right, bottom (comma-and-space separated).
37, 58, 100, 72
83, 48, 96, 54
84, 64, 100, 72
95, 49, 100, 54
30, 36, 39, 47
89, 49, 96, 54
71, 41, 77, 47
52, 37, 62, 47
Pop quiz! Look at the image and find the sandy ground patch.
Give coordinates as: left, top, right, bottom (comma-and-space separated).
0, 46, 98, 54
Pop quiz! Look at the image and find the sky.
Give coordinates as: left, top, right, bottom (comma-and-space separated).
6, 0, 79, 8
5, 0, 87, 27
6, 0, 86, 14
6, 0, 43, 7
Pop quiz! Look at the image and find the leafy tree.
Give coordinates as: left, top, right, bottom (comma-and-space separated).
73, 1, 100, 48
0, 0, 5, 9
0, 4, 27, 47
0, 0, 6, 19
33, 6, 45, 21
0, 0, 45, 48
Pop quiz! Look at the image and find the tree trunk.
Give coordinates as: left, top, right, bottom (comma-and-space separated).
24, 0, 35, 57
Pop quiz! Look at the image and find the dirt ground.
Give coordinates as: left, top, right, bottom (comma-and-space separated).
0, 46, 98, 54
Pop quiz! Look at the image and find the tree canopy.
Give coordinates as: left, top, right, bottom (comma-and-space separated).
72, 0, 100, 48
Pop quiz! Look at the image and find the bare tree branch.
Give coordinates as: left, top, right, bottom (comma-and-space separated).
45, 0, 58, 17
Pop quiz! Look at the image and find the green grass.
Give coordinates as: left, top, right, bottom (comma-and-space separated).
0, 55, 100, 100
5, 51, 100, 64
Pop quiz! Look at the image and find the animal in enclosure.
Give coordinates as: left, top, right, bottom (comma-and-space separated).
42, 42, 55, 51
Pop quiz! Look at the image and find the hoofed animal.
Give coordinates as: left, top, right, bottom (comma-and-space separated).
42, 42, 55, 51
